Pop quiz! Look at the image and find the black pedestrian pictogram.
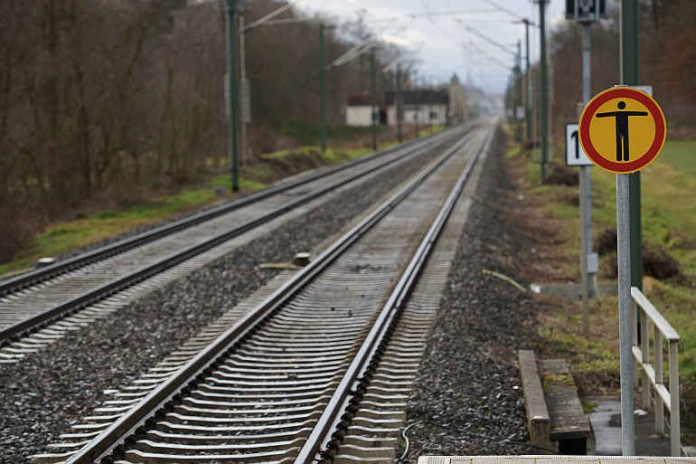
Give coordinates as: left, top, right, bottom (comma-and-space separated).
596, 101, 648, 162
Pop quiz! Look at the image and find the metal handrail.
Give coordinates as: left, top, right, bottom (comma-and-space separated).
630, 286, 681, 456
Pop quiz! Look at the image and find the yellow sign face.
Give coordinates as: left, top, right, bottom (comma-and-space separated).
579, 87, 666, 174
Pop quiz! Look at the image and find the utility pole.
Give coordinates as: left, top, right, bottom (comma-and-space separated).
396, 64, 403, 143
622, 1, 643, 292
508, 74, 516, 137
516, 40, 523, 143
538, 0, 549, 182
522, 19, 532, 145
619, 0, 640, 455
239, 14, 249, 168
225, 0, 240, 192
319, 23, 327, 153
370, 48, 377, 151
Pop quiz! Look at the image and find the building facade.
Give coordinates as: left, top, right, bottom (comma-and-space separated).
345, 93, 376, 127
385, 89, 450, 126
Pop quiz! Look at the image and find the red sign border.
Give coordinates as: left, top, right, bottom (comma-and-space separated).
579, 87, 666, 174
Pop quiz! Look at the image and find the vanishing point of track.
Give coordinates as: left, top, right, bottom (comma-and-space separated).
32, 124, 494, 464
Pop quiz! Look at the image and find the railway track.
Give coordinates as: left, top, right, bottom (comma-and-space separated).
33, 123, 494, 464
0, 128, 468, 362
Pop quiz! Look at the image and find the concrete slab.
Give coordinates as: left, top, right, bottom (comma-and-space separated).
418, 457, 696, 464
588, 398, 671, 457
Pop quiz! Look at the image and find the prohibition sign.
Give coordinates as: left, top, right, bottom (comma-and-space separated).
579, 87, 666, 174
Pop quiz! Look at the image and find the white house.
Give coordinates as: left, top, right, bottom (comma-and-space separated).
345, 93, 377, 127
385, 90, 449, 126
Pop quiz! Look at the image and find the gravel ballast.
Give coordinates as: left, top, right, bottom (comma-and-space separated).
0, 138, 454, 463
0, 127, 542, 463
402, 129, 542, 460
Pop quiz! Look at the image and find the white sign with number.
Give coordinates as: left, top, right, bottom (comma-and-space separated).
565, 123, 592, 166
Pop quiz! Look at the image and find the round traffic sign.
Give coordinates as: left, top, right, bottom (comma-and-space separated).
579, 87, 666, 174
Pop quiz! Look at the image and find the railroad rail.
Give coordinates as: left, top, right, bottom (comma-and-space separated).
0, 128, 466, 355
33, 124, 494, 464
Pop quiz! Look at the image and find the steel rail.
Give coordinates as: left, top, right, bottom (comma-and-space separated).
0, 130, 462, 346
294, 130, 493, 464
0, 131, 445, 298
64, 132, 475, 464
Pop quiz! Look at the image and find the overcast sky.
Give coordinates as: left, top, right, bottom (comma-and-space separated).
290, 0, 567, 94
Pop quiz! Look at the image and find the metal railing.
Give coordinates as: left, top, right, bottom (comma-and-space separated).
631, 286, 681, 456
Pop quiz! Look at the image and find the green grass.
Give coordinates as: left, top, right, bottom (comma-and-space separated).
0, 127, 444, 277
278, 121, 387, 145
520, 136, 696, 439
589, 140, 696, 277
0, 174, 252, 277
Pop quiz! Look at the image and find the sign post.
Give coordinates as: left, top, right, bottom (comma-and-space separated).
580, 86, 667, 456
566, 120, 597, 340
579, 24, 594, 337
566, 0, 606, 335
623, 0, 643, 296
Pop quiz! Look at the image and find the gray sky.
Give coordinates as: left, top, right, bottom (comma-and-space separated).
290, 0, 567, 94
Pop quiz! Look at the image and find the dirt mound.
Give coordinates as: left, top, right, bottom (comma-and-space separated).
595, 228, 616, 256
643, 247, 681, 280
544, 165, 578, 186
596, 226, 681, 281
603, 244, 681, 281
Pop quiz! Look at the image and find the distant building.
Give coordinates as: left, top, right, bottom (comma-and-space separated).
345, 93, 376, 127
385, 89, 449, 126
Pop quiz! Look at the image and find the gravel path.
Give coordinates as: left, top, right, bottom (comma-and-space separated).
0, 140, 450, 463
401, 129, 542, 460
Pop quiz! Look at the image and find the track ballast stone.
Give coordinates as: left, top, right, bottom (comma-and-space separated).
0, 143, 446, 463
402, 130, 541, 461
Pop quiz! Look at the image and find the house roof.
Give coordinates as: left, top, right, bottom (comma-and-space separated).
385, 89, 449, 106
346, 93, 372, 106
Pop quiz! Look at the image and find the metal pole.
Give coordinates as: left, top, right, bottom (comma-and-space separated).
396, 64, 403, 143
619, 0, 639, 455
538, 0, 549, 182
516, 40, 523, 143
225, 0, 240, 192
617, 174, 636, 456
524, 19, 532, 145
580, 24, 595, 335
415, 106, 420, 138
319, 23, 327, 154
509, 74, 516, 136
239, 15, 248, 168
621, 0, 643, 291
370, 48, 377, 151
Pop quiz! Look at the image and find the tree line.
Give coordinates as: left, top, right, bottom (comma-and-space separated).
504, 1, 696, 150
549, 0, 696, 142
0, 0, 409, 262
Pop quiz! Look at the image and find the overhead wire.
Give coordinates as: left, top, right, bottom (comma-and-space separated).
459, 23, 517, 57
481, 0, 529, 23
294, 0, 526, 92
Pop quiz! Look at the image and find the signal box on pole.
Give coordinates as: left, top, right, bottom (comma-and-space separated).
565, 0, 606, 23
